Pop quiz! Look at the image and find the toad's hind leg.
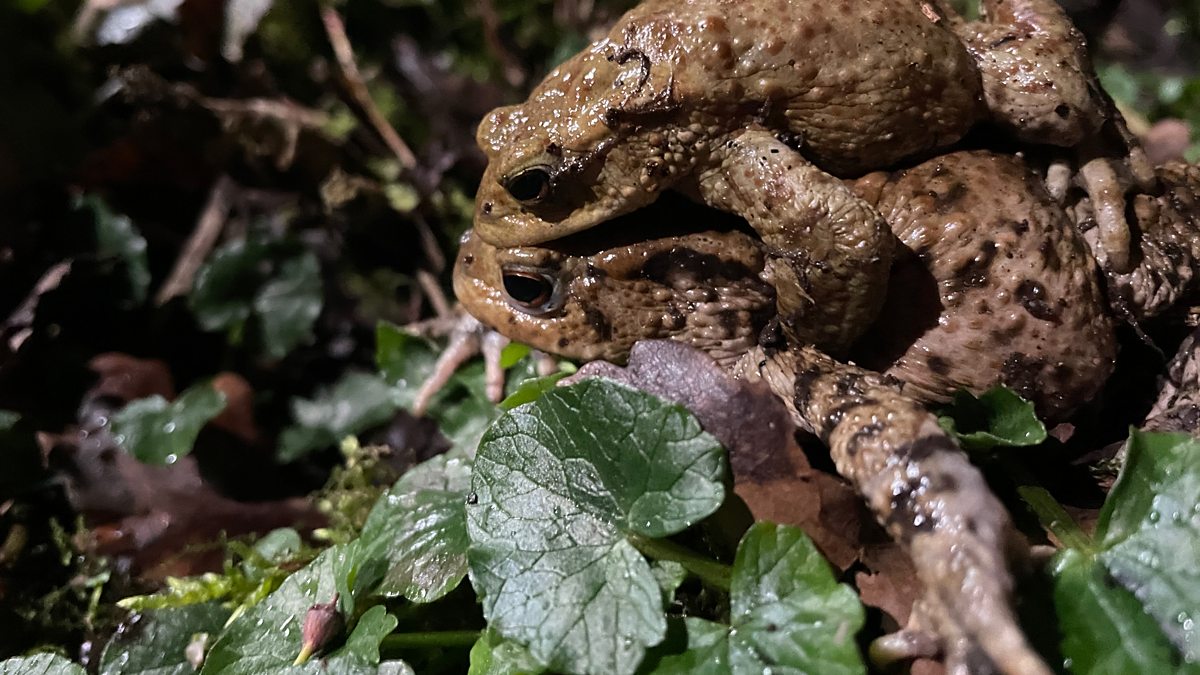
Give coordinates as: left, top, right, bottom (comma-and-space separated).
691, 129, 893, 352
738, 345, 1052, 675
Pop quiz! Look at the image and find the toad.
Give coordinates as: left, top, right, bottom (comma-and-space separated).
436, 150, 1200, 673
473, 0, 1152, 352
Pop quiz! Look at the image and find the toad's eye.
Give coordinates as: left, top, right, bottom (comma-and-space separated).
503, 167, 552, 204
502, 270, 556, 312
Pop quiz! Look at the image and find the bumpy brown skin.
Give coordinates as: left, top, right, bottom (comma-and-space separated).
474, 0, 986, 349
1093, 161, 1200, 321
734, 345, 1048, 675
461, 151, 1119, 422
852, 151, 1117, 420
938, 0, 1157, 274
453, 227, 777, 368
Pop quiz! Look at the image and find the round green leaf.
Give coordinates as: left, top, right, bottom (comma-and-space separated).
467, 379, 726, 675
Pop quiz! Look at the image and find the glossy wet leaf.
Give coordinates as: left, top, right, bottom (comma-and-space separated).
467, 378, 726, 675
650, 523, 864, 675
253, 251, 321, 358
1051, 549, 1190, 675
201, 545, 397, 675
111, 382, 227, 464
277, 372, 398, 462
99, 603, 231, 675
0, 653, 85, 675
358, 454, 472, 602
937, 386, 1047, 451
1094, 430, 1200, 663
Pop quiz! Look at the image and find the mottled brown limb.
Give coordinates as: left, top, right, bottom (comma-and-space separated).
736, 346, 1051, 675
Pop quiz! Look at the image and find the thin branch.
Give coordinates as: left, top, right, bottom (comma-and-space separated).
476, 0, 526, 88
320, 7, 419, 172
154, 176, 237, 306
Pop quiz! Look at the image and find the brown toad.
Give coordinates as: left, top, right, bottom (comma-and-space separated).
473, 0, 1152, 353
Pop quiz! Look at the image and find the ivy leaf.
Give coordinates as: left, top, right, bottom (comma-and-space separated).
81, 195, 150, 305
201, 546, 397, 675
1094, 431, 1200, 663
358, 454, 472, 602
111, 382, 227, 464
99, 603, 231, 675
190, 239, 270, 331
650, 523, 864, 675
467, 379, 726, 675
277, 372, 398, 462
0, 654, 85, 675
937, 386, 1047, 452
253, 251, 322, 358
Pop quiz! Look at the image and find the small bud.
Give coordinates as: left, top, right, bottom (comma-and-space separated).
294, 593, 344, 665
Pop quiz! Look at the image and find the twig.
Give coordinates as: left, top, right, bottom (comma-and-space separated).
154, 176, 237, 306
320, 7, 451, 305
320, 7, 418, 172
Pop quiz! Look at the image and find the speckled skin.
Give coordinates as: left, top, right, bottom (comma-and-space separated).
938, 0, 1157, 274
460, 152, 1119, 421
472, 0, 1149, 350
734, 344, 1046, 675
473, 0, 986, 350
453, 226, 777, 368
852, 151, 1117, 420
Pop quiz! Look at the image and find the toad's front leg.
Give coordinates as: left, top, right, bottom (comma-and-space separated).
738, 345, 1051, 675
689, 129, 893, 353
942, 0, 1156, 273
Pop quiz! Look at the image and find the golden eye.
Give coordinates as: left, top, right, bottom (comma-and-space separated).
503, 167, 552, 204
501, 270, 556, 312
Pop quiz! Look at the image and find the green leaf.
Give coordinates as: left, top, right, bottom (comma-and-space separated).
190, 239, 270, 331
937, 386, 1047, 451
253, 251, 322, 358
1051, 549, 1190, 675
0, 654, 85, 675
277, 372, 398, 462
650, 523, 864, 675
99, 603, 231, 675
468, 629, 545, 675
112, 382, 227, 464
498, 371, 570, 410
201, 545, 397, 675
80, 195, 150, 305
467, 379, 726, 675
358, 455, 472, 602
1094, 430, 1200, 662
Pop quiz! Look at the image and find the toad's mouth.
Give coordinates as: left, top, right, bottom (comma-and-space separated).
538, 190, 757, 257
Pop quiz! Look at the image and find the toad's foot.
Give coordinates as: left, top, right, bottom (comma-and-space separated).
737, 345, 1050, 675
691, 129, 893, 352
406, 309, 555, 416
1101, 161, 1200, 322
944, 0, 1157, 273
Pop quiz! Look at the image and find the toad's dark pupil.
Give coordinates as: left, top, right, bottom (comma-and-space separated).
503, 273, 553, 307
505, 168, 551, 202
